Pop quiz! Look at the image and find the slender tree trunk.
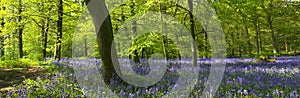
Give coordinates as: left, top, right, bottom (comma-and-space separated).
188, 0, 197, 66
293, 45, 296, 53
255, 18, 261, 55
141, 48, 145, 59
237, 29, 242, 57
284, 0, 289, 53
175, 34, 181, 60
43, 19, 49, 59
13, 30, 17, 59
121, 0, 128, 59
266, 0, 278, 57
162, 35, 169, 60
174, 4, 181, 60
231, 31, 235, 56
285, 41, 288, 53
130, 0, 139, 63
18, 28, 23, 58
160, 4, 169, 60
18, 0, 23, 58
0, 7, 5, 58
121, 0, 127, 36
244, 25, 252, 56
268, 16, 277, 55
84, 35, 88, 57
55, 0, 63, 60
203, 28, 208, 58
41, 21, 46, 58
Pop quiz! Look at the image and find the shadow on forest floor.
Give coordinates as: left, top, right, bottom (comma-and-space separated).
0, 67, 50, 93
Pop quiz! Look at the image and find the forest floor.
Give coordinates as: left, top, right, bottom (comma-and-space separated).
0, 67, 50, 94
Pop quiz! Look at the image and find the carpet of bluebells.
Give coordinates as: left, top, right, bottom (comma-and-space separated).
1, 56, 300, 97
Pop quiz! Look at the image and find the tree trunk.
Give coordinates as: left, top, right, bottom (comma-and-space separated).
174, 3, 181, 60
18, 0, 23, 58
55, 0, 63, 60
121, 0, 128, 36
130, 0, 139, 63
0, 7, 5, 59
255, 17, 261, 55
160, 4, 169, 60
268, 16, 277, 56
162, 35, 169, 60
203, 28, 208, 58
266, 0, 278, 57
285, 41, 288, 53
231, 31, 235, 56
43, 19, 49, 59
244, 25, 252, 56
84, 35, 88, 57
85, 0, 124, 85
188, 0, 197, 66
237, 30, 242, 57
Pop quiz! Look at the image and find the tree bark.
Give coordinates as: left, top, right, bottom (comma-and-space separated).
174, 4, 182, 60
43, 19, 49, 59
54, 0, 63, 60
231, 31, 235, 57
244, 25, 252, 56
130, 0, 139, 63
85, 0, 122, 85
255, 17, 261, 55
18, 0, 23, 58
160, 4, 169, 60
188, 0, 197, 66
0, 7, 5, 58
203, 28, 208, 58
266, 0, 278, 57
84, 35, 88, 57
237, 27, 242, 57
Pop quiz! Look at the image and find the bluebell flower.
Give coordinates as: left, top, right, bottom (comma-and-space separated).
53, 60, 60, 66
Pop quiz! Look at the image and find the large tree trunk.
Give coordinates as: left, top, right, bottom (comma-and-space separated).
188, 0, 197, 66
54, 0, 63, 60
18, 0, 23, 58
85, 0, 122, 85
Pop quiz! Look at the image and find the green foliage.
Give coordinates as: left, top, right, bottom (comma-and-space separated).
129, 32, 180, 60
0, 59, 39, 69
44, 65, 60, 73
0, 0, 300, 60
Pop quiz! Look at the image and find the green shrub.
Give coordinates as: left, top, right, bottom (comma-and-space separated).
0, 59, 40, 69
44, 65, 60, 73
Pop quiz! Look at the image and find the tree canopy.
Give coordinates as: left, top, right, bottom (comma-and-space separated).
0, 0, 299, 61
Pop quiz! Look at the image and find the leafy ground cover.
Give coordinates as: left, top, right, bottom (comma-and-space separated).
0, 59, 40, 69
0, 67, 45, 89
